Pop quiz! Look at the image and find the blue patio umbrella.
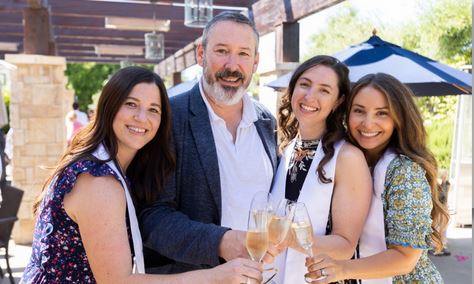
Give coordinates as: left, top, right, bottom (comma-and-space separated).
167, 78, 199, 97
267, 35, 472, 96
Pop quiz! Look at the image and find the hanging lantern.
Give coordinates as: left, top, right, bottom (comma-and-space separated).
184, 0, 213, 28
144, 32, 164, 60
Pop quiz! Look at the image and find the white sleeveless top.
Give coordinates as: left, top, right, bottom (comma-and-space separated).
272, 139, 345, 284
357, 149, 397, 284
92, 144, 145, 274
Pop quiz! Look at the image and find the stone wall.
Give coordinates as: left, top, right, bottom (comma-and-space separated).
5, 54, 73, 244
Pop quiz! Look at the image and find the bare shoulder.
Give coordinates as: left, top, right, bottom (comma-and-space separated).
337, 142, 367, 165
64, 173, 125, 222
74, 173, 123, 198
335, 142, 371, 191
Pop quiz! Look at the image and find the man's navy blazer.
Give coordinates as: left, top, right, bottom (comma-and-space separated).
139, 83, 278, 273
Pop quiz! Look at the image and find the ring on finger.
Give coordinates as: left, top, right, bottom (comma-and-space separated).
321, 268, 327, 277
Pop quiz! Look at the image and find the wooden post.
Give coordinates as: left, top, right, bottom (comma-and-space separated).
23, 7, 54, 55
172, 72, 182, 86
275, 22, 299, 63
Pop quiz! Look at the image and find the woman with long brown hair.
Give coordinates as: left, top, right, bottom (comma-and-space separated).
305, 73, 448, 283
21, 67, 263, 283
271, 55, 372, 284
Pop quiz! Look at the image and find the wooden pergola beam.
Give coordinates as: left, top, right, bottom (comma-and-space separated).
251, 0, 345, 34
23, 5, 54, 55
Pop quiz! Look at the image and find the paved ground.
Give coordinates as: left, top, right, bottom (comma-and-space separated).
429, 226, 472, 284
0, 226, 471, 283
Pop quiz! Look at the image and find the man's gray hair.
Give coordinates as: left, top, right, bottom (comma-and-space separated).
201, 11, 260, 54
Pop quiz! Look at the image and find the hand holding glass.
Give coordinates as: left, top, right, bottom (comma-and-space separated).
291, 202, 326, 283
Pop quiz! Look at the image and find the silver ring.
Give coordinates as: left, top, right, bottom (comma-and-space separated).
321, 268, 327, 277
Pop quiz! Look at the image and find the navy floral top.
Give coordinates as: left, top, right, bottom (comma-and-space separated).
21, 159, 120, 283
383, 155, 443, 283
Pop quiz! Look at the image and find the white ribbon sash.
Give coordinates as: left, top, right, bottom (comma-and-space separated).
92, 144, 145, 274
358, 148, 396, 284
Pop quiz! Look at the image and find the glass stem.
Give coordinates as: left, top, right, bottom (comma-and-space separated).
306, 246, 313, 257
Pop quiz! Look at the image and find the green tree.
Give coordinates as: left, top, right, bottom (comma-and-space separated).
304, 5, 383, 59
66, 63, 156, 111
65, 63, 120, 111
402, 0, 472, 66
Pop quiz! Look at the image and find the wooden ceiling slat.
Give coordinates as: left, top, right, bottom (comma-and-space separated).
0, 35, 23, 42
0, 25, 23, 35
62, 55, 171, 64
53, 27, 199, 42
54, 36, 188, 46
49, 0, 185, 20
0, 12, 23, 23
0, 0, 28, 12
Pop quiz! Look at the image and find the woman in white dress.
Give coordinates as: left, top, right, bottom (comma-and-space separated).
272, 55, 372, 284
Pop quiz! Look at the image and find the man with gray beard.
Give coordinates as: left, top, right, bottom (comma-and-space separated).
140, 11, 279, 276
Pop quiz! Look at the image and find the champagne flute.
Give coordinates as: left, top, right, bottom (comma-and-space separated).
247, 191, 278, 284
291, 202, 323, 283
246, 191, 271, 263
292, 202, 313, 257
268, 198, 296, 247
265, 198, 296, 281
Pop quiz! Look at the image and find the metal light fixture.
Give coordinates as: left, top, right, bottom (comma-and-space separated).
184, 0, 213, 28
145, 1, 165, 60
145, 32, 164, 60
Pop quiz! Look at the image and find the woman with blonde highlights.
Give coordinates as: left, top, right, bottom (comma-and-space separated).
305, 73, 448, 283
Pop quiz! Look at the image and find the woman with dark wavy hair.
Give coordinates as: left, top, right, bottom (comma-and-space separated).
305, 73, 448, 283
21, 67, 263, 284
272, 55, 372, 284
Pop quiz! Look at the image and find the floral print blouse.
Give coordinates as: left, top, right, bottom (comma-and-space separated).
383, 155, 443, 283
21, 159, 120, 284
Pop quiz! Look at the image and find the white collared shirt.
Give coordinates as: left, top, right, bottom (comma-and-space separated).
199, 79, 273, 230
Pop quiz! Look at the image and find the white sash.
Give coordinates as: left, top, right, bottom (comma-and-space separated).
272, 139, 344, 284
92, 144, 145, 274
358, 149, 396, 284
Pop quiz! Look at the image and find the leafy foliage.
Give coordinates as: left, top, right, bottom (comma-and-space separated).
65, 63, 156, 111
305, 5, 383, 58
414, 0, 472, 65
417, 96, 457, 170
65, 63, 120, 111
425, 115, 455, 170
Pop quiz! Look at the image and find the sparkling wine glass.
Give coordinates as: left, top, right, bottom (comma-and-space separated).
291, 202, 322, 283
268, 198, 296, 247
246, 191, 277, 284
246, 191, 271, 263
265, 198, 296, 281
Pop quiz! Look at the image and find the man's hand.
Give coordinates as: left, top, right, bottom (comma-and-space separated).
219, 230, 249, 261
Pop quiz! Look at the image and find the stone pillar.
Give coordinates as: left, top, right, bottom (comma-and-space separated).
5, 54, 73, 244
